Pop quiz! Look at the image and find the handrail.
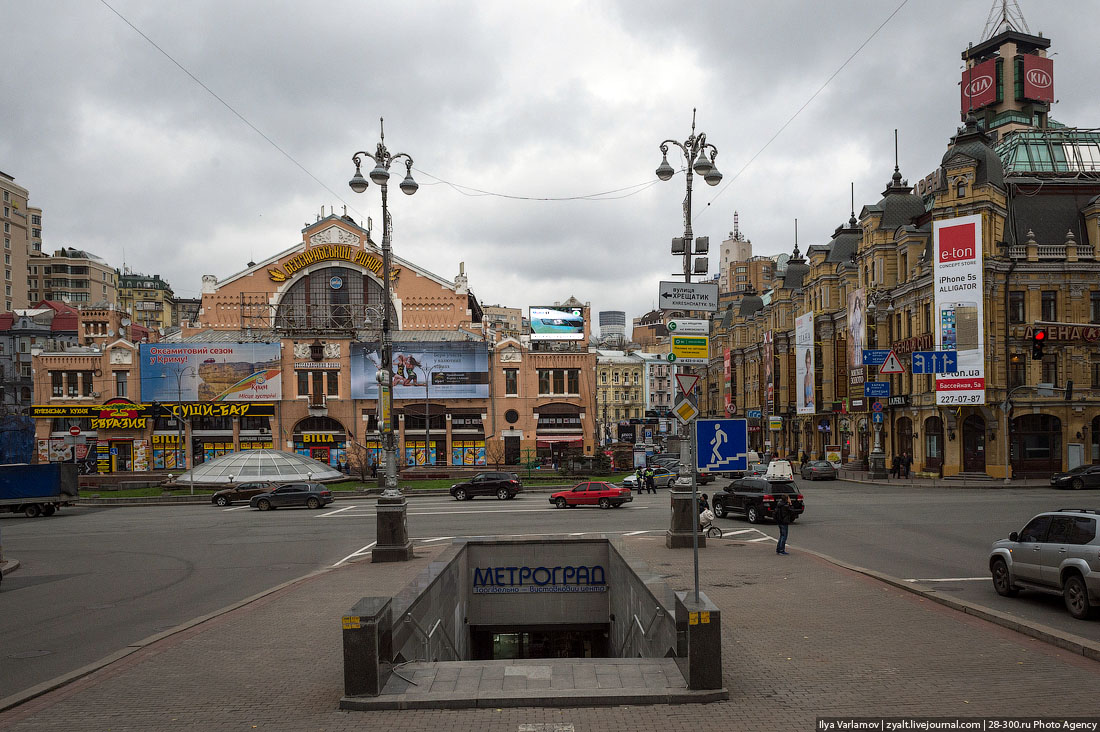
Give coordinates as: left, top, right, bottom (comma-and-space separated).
617, 605, 665, 658
403, 614, 459, 662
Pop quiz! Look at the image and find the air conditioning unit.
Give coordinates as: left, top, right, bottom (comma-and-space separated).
91, 391, 100, 398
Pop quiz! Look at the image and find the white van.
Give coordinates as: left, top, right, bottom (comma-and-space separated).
764, 459, 794, 482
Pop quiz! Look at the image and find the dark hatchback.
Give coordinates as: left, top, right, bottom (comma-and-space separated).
1050, 464, 1100, 490
450, 472, 523, 500
712, 477, 805, 524
249, 482, 334, 511
211, 481, 277, 507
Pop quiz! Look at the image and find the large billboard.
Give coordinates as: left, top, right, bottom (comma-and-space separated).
350, 341, 489, 399
140, 343, 282, 401
960, 57, 998, 114
933, 214, 985, 405
529, 306, 585, 341
795, 312, 815, 415
847, 289, 865, 370
1022, 54, 1054, 103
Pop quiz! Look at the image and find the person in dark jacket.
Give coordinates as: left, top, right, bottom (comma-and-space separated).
775, 495, 793, 555
890, 454, 901, 479
645, 467, 656, 494
902, 452, 913, 478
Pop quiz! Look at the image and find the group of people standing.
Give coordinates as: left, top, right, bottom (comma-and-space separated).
634, 467, 659, 493
890, 452, 913, 479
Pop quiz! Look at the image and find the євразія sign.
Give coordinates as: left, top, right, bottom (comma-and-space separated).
472, 564, 607, 593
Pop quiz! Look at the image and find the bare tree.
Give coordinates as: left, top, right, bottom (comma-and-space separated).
485, 439, 506, 469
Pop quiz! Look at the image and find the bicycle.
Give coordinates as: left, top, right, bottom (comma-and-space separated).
700, 509, 722, 538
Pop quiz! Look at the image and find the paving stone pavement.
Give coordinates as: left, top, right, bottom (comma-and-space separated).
0, 536, 1097, 731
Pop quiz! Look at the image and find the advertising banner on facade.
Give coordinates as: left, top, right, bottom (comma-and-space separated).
796, 312, 815, 415
140, 343, 282, 401
847, 289, 865, 370
1022, 54, 1054, 103
350, 341, 490, 399
933, 214, 985, 405
723, 347, 732, 413
763, 331, 774, 415
960, 57, 997, 114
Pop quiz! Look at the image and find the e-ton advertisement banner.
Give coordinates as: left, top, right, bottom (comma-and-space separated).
933, 214, 985, 405
795, 312, 815, 415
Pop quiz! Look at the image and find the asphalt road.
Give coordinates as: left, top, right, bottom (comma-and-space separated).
1, 480, 1098, 702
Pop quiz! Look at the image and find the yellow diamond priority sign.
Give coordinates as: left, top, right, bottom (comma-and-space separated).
673, 396, 699, 424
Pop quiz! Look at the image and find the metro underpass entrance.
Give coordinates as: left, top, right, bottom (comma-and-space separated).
470, 624, 609, 660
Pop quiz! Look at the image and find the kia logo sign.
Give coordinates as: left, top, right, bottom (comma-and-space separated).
965, 75, 993, 97
1026, 69, 1052, 88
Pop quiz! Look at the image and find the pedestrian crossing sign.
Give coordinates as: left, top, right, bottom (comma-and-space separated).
695, 418, 749, 471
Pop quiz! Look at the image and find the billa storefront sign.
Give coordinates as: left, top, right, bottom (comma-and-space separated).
301, 433, 338, 444
267, 244, 399, 283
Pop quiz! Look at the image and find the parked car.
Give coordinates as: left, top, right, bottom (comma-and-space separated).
989, 508, 1100, 619
656, 460, 715, 485
799, 460, 837, 481
450, 472, 523, 500
711, 477, 805, 524
249, 482, 334, 511
765, 459, 794, 482
550, 481, 633, 509
1050, 465, 1100, 490
744, 462, 769, 478
211, 481, 277, 507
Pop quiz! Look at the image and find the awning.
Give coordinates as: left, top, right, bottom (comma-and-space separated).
536, 436, 583, 446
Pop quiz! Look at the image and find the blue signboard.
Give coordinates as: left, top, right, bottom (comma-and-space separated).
862, 349, 890, 366
863, 382, 891, 398
872, 412, 884, 424
695, 418, 749, 472
911, 350, 958, 374
747, 410, 762, 419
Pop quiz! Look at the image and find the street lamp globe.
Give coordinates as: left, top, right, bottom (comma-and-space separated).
704, 166, 723, 186
369, 161, 391, 185
348, 165, 369, 193
692, 149, 713, 176
655, 154, 675, 181
399, 171, 418, 196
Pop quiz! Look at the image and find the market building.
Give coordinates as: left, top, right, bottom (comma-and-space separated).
716, 14, 1100, 477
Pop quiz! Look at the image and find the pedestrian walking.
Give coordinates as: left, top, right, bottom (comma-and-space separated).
635, 467, 645, 492
890, 454, 901, 479
902, 452, 913, 478
775, 494, 793, 555
370, 459, 378, 479
799, 450, 808, 466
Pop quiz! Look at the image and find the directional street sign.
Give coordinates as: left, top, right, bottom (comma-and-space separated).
672, 395, 699, 425
911, 350, 959, 374
695, 418, 749, 472
879, 350, 905, 374
659, 281, 719, 312
747, 409, 762, 419
667, 319, 709, 335
862, 349, 890, 366
872, 412, 884, 424
670, 335, 709, 365
675, 373, 702, 396
863, 381, 891, 398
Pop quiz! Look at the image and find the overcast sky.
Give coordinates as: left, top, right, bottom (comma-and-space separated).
4, 1, 1097, 333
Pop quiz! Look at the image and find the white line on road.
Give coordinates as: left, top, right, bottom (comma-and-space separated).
623, 530, 649, 536
316, 507, 649, 517
722, 528, 761, 536
419, 536, 454, 543
904, 577, 988, 583
317, 505, 356, 517
222, 505, 252, 512
747, 536, 775, 543
332, 542, 376, 568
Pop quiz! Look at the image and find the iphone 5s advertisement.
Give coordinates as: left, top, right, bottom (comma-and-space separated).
933, 214, 985, 405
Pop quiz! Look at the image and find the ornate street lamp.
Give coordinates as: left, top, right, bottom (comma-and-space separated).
349, 118, 417, 562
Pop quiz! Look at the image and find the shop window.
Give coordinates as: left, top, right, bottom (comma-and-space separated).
451, 440, 486, 466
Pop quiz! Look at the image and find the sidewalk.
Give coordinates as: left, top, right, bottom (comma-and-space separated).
836, 467, 1050, 488
1, 536, 1096, 730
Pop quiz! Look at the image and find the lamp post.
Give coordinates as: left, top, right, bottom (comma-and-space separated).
349, 118, 417, 563
415, 361, 447, 467
864, 292, 892, 479
655, 111, 722, 602
161, 366, 196, 494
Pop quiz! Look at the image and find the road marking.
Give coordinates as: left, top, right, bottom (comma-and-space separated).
222, 506, 251, 512
624, 530, 649, 536
317, 505, 356, 517
904, 577, 988, 583
332, 542, 376, 568
722, 528, 760, 536
317, 506, 649, 517
747, 536, 775, 543
419, 536, 454, 543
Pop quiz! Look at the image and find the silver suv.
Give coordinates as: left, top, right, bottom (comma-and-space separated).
989, 509, 1100, 619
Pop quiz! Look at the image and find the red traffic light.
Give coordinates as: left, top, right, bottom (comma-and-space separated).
1034, 329, 1046, 341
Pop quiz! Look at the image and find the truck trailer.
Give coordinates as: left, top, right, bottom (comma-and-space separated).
0, 463, 80, 517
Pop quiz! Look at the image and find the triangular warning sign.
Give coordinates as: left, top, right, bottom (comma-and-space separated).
879, 350, 905, 374
675, 373, 702, 396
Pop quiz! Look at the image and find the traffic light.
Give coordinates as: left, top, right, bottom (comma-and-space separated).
1031, 328, 1046, 360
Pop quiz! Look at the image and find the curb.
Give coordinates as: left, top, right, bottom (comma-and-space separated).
0, 559, 19, 576
797, 546, 1100, 662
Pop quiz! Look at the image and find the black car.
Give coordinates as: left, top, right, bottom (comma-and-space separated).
1050, 464, 1100, 490
711, 477, 805, 524
211, 481, 277, 507
249, 482, 335, 511
450, 472, 523, 500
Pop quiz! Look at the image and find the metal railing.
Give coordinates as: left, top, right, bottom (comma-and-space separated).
617, 605, 666, 658
402, 614, 459, 662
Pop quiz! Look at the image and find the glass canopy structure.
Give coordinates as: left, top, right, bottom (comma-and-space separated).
996, 127, 1100, 176
173, 449, 344, 485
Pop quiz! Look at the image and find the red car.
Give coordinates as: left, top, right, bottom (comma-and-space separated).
549, 481, 634, 509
